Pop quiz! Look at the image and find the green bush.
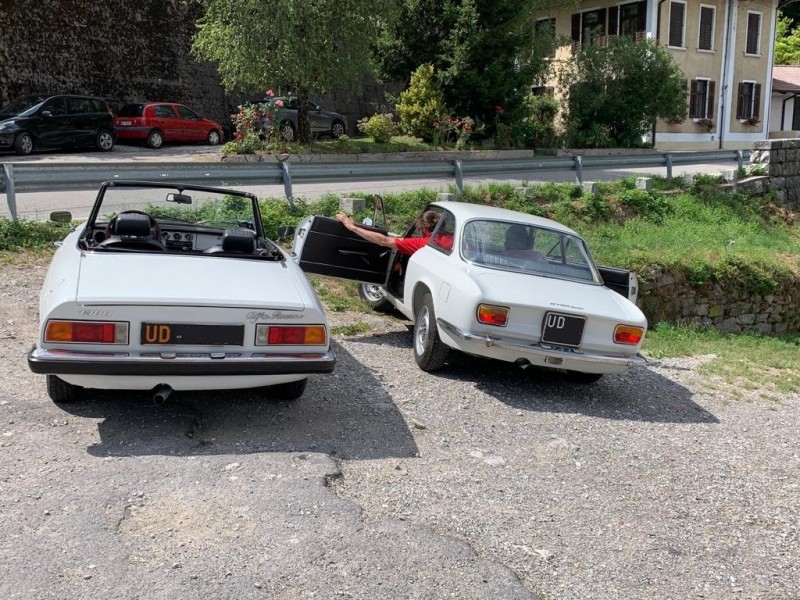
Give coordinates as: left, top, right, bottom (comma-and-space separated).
357, 113, 398, 144
0, 219, 74, 251
396, 64, 448, 141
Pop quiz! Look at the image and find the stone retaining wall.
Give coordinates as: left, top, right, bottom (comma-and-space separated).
750, 138, 800, 210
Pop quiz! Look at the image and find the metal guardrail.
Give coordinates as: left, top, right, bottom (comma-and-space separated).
1, 150, 749, 221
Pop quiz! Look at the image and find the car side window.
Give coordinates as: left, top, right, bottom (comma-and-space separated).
285, 98, 298, 110
177, 106, 199, 120
430, 210, 456, 254
42, 98, 67, 116
67, 98, 92, 114
154, 105, 176, 118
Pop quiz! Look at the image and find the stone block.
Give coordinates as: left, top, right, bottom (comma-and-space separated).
340, 197, 366, 213
581, 181, 599, 194
721, 169, 736, 183
635, 177, 652, 191
708, 304, 724, 318
437, 192, 458, 202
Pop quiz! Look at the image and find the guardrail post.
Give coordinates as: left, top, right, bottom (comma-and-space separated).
452, 160, 463, 198
736, 149, 744, 171
3, 163, 18, 222
574, 155, 583, 184
665, 154, 673, 179
278, 158, 294, 210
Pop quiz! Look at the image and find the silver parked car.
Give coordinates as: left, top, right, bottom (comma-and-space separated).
245, 95, 347, 141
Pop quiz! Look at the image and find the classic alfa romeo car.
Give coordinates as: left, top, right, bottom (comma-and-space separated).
291, 201, 647, 383
27, 181, 334, 403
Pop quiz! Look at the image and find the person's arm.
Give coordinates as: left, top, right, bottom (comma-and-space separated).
335, 213, 398, 249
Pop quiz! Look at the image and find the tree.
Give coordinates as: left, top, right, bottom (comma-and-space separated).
191, 0, 398, 143
557, 37, 687, 148
376, 0, 570, 131
775, 14, 800, 64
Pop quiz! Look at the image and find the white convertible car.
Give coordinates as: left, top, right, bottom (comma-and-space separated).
292, 201, 647, 383
27, 181, 334, 403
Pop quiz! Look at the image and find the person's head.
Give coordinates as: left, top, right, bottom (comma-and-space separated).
415, 210, 440, 235
505, 224, 531, 251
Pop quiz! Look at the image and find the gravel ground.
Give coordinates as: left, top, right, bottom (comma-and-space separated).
1, 254, 798, 599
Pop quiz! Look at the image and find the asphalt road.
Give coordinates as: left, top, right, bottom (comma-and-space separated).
1, 143, 738, 221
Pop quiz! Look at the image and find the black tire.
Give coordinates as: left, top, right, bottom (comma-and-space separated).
96, 130, 115, 152
564, 371, 604, 384
331, 120, 346, 139
358, 283, 392, 312
146, 129, 164, 149
268, 378, 307, 401
413, 293, 450, 371
14, 132, 34, 155
279, 121, 295, 142
46, 375, 83, 403
207, 129, 221, 145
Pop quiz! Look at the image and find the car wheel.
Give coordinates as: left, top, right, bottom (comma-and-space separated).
331, 120, 346, 139
207, 129, 221, 145
46, 375, 83, 403
146, 129, 164, 149
279, 121, 295, 142
413, 293, 450, 372
96, 130, 115, 152
14, 132, 34, 155
358, 283, 392, 312
267, 378, 307, 401
564, 371, 604, 384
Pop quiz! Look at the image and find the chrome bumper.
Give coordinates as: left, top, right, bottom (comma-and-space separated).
437, 319, 647, 368
28, 347, 336, 376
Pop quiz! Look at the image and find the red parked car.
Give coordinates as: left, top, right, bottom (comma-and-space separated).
114, 102, 224, 149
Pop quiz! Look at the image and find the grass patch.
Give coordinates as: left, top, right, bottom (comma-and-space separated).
331, 322, 373, 336
309, 276, 365, 312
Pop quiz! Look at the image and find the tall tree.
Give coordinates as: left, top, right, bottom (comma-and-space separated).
376, 0, 571, 128
192, 0, 398, 142
775, 14, 800, 64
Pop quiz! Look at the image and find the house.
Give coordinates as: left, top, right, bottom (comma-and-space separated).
770, 64, 800, 135
533, 0, 781, 150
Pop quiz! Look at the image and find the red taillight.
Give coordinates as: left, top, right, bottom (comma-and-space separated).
476, 304, 509, 326
614, 325, 644, 345
44, 320, 128, 344
256, 324, 327, 345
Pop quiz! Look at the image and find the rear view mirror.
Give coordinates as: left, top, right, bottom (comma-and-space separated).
167, 193, 192, 204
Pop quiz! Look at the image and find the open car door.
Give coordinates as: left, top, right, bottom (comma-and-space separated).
291, 216, 393, 285
596, 265, 639, 303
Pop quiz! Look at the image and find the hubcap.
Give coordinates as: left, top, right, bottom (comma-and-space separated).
332, 123, 344, 138
208, 131, 220, 144
151, 133, 163, 148
281, 125, 294, 142
415, 306, 430, 355
99, 133, 113, 150
21, 135, 33, 153
361, 284, 384, 303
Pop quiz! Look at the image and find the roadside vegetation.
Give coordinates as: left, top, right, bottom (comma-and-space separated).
2, 174, 798, 392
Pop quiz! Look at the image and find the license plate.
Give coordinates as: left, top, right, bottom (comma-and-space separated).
541, 312, 586, 347
118, 120, 132, 126
141, 323, 244, 345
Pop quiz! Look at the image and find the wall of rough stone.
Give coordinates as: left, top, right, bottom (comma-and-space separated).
750, 138, 800, 210
0, 1, 391, 137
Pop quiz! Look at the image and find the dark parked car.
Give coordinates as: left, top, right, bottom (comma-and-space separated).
114, 102, 225, 149
0, 94, 116, 155
245, 95, 347, 141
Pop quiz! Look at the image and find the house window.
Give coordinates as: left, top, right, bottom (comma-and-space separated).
608, 1, 647, 38
737, 82, 761, 120
668, 1, 686, 47
530, 85, 554, 97
534, 17, 556, 58
689, 79, 715, 119
698, 5, 715, 51
746, 12, 761, 55
571, 8, 607, 47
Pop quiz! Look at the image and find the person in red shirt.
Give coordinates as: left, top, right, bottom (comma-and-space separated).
335, 210, 440, 256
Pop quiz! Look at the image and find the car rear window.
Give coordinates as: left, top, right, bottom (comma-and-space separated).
118, 104, 144, 117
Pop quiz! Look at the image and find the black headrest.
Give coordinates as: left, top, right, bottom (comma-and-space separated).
114, 213, 151, 237
222, 228, 256, 253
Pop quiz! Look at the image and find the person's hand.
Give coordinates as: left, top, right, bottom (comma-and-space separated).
335, 213, 355, 230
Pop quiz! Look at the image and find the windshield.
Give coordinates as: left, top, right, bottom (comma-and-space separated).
462, 219, 600, 283
0, 97, 44, 116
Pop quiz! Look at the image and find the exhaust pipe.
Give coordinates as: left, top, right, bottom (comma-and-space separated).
152, 384, 173, 404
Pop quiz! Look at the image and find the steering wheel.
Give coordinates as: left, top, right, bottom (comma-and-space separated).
97, 210, 165, 251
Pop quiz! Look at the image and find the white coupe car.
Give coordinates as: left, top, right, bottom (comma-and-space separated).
292, 201, 647, 383
27, 181, 334, 403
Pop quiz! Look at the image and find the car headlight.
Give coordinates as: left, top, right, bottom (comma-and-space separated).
0, 121, 17, 133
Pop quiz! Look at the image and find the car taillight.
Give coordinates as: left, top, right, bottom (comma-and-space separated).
45, 320, 129, 344
476, 304, 509, 326
255, 324, 327, 346
614, 325, 644, 345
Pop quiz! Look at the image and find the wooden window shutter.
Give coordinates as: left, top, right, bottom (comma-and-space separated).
669, 2, 685, 47
699, 7, 713, 51
608, 6, 619, 37
707, 81, 715, 119
689, 80, 699, 118
736, 82, 745, 120
754, 84, 762, 118
572, 13, 581, 42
